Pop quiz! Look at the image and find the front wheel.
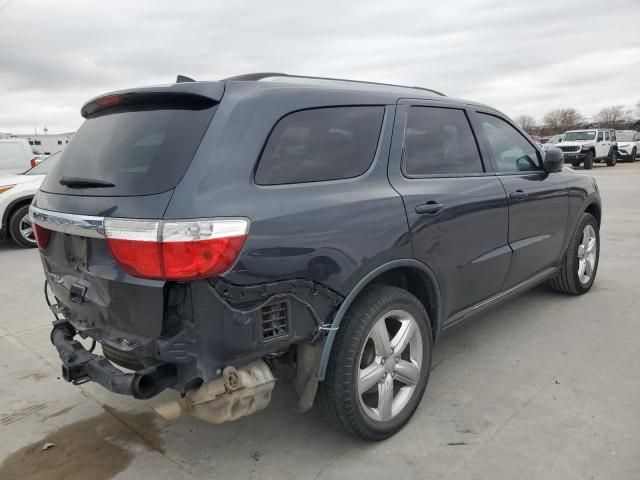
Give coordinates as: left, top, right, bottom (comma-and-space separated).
316, 285, 432, 441
606, 149, 617, 167
9, 205, 37, 248
549, 213, 599, 294
583, 151, 594, 169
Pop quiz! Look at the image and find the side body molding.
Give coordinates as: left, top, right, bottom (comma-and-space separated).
316, 258, 442, 381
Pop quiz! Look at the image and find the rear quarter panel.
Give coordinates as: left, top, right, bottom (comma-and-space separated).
164, 85, 411, 295
564, 170, 601, 254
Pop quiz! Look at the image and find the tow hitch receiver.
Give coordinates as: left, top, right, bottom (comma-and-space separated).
153, 359, 275, 424
50, 320, 176, 399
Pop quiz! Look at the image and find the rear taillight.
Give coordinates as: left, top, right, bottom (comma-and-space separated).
30, 158, 37, 168
34, 224, 51, 248
104, 218, 249, 281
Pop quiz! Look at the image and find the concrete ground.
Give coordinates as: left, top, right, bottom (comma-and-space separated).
1, 162, 639, 480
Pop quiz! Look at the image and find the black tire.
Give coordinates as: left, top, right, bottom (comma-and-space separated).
631, 148, 637, 162
606, 149, 617, 167
9, 204, 37, 248
549, 213, 599, 295
583, 151, 593, 169
316, 285, 432, 441
571, 161, 581, 168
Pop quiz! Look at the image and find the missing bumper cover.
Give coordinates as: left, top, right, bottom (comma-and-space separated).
50, 320, 176, 399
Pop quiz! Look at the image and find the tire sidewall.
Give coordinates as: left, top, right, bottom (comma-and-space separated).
325, 286, 433, 439
355, 297, 431, 435
567, 213, 600, 293
9, 205, 36, 248
583, 151, 593, 169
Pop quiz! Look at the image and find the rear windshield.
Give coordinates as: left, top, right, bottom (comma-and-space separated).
41, 105, 217, 196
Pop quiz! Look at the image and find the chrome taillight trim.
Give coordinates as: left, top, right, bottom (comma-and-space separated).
29, 206, 251, 241
30, 206, 105, 239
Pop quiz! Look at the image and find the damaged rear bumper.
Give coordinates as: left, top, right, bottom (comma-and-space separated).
50, 320, 177, 399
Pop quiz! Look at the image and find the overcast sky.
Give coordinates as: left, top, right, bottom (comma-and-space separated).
1, 0, 639, 133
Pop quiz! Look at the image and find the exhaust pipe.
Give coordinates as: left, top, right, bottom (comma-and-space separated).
153, 359, 275, 424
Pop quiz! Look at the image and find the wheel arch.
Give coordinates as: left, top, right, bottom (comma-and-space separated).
316, 259, 442, 381
584, 201, 601, 226
2, 196, 34, 231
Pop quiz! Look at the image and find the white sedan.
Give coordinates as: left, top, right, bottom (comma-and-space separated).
0, 152, 61, 247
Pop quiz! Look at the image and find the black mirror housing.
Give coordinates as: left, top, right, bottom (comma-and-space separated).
543, 147, 564, 173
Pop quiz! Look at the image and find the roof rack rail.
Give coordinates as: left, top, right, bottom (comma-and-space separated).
223, 72, 445, 97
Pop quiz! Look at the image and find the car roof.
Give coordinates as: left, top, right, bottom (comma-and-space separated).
83, 73, 501, 118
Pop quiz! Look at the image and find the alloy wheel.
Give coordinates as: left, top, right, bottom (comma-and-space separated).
577, 224, 597, 285
19, 213, 36, 245
357, 309, 423, 422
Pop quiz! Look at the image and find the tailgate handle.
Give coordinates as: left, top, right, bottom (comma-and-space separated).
70, 284, 88, 303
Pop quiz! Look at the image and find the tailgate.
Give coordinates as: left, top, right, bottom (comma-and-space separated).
32, 194, 169, 341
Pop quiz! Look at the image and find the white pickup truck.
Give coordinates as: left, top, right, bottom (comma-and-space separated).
557, 129, 617, 169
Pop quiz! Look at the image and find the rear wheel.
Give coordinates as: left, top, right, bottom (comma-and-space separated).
606, 149, 617, 167
9, 205, 37, 248
549, 213, 599, 294
316, 285, 432, 441
583, 151, 593, 170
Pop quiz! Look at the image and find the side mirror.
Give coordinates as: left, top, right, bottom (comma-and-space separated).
543, 147, 564, 173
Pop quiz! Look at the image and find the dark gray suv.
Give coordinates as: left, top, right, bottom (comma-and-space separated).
31, 73, 601, 440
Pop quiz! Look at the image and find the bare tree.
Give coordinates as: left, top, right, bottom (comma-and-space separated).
593, 105, 632, 128
543, 108, 584, 133
515, 114, 537, 133
635, 100, 640, 119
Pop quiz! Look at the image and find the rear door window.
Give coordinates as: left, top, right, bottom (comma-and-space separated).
255, 106, 384, 185
41, 102, 217, 196
403, 107, 484, 176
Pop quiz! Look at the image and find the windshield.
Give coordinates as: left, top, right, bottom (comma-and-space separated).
25, 152, 62, 175
616, 132, 634, 141
564, 131, 596, 142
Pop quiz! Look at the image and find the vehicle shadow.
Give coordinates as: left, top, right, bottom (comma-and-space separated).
136, 283, 568, 478
0, 239, 22, 251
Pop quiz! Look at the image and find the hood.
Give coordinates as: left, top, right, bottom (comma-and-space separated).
617, 142, 631, 148
558, 141, 590, 147
0, 174, 45, 187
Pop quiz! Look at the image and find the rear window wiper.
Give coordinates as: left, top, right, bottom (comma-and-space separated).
59, 177, 115, 189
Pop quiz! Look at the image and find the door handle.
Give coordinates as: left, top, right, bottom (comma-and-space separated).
415, 201, 444, 215
509, 190, 528, 201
